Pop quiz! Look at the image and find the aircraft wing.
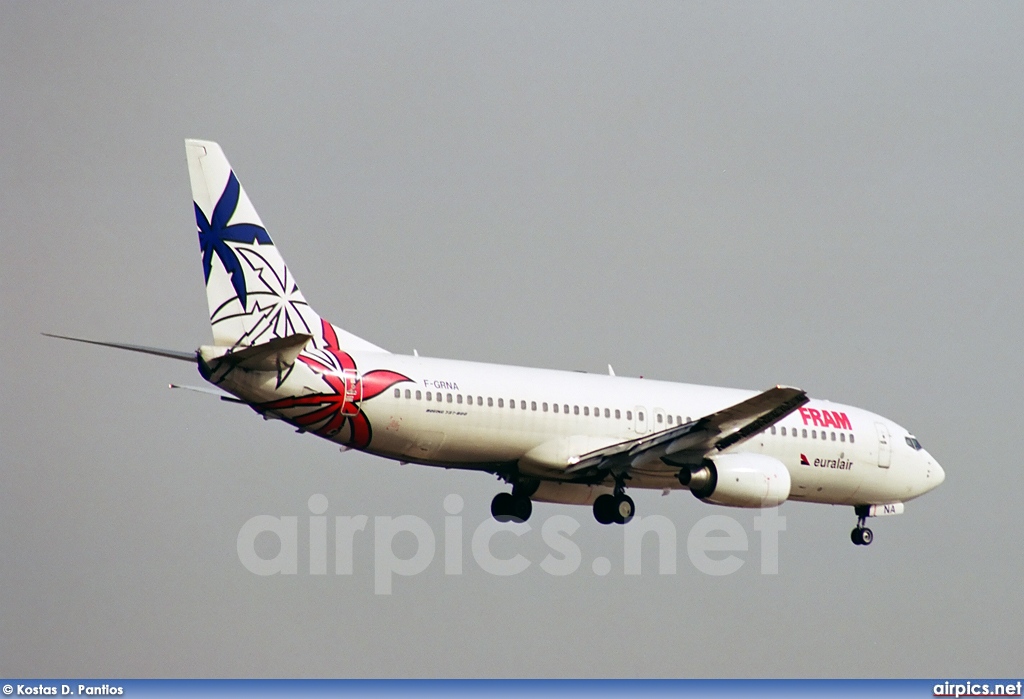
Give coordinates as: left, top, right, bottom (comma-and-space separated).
564, 385, 808, 478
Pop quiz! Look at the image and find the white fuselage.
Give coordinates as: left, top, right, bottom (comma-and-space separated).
221, 348, 945, 508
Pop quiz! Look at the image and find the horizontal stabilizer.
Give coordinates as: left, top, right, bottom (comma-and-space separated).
202, 333, 312, 372
169, 383, 243, 403
43, 333, 196, 363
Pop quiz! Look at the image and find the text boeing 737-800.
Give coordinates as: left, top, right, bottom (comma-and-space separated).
46, 139, 945, 546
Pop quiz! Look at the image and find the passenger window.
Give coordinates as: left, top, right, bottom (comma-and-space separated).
531, 401, 537, 411
593, 407, 599, 417
394, 388, 400, 398
426, 392, 432, 401
604, 408, 610, 418
447, 393, 453, 403
436, 392, 442, 402
657, 413, 663, 423
840, 433, 846, 442
780, 426, 786, 436
850, 434, 855, 444
457, 395, 463, 404
553, 403, 559, 413
487, 397, 493, 407
771, 426, 776, 435
574, 406, 580, 415
615, 409, 621, 419
811, 430, 816, 439
497, 398, 503, 408
542, 402, 548, 412
564, 404, 569, 414
521, 400, 527, 410
416, 390, 422, 400
626, 410, 632, 420
510, 399, 515, 409
584, 407, 590, 416
405, 389, 411, 399
802, 429, 807, 438
831, 432, 836, 441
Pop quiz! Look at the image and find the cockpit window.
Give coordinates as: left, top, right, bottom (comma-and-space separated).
905, 436, 923, 451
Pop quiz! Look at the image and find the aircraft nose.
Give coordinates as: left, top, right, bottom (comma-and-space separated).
925, 456, 945, 491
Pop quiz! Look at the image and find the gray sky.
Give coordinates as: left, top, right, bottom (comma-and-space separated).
2, 1, 1022, 677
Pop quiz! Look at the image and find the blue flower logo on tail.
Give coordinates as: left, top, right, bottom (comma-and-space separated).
196, 171, 271, 308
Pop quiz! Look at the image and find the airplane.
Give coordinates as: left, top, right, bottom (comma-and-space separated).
46, 139, 945, 546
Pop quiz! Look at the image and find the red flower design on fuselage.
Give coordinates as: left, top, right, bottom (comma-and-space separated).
258, 320, 411, 449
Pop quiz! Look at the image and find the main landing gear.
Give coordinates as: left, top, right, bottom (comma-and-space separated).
851, 509, 873, 546
491, 491, 533, 523
489, 477, 636, 526
593, 477, 634, 525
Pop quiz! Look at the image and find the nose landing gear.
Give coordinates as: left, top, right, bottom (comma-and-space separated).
851, 526, 873, 546
851, 509, 873, 546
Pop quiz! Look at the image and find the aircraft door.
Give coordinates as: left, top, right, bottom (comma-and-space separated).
875, 422, 891, 468
634, 406, 649, 434
342, 368, 361, 411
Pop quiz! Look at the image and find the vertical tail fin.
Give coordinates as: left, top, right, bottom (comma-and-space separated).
186, 139, 384, 352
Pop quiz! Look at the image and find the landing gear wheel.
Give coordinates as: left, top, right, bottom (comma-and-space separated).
851, 527, 873, 546
491, 492, 532, 523
613, 494, 635, 525
491, 492, 515, 522
510, 495, 533, 523
593, 494, 617, 525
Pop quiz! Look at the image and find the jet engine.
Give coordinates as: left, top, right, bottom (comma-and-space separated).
687, 453, 791, 508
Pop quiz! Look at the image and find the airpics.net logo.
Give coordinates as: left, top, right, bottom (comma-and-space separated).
236, 495, 788, 594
